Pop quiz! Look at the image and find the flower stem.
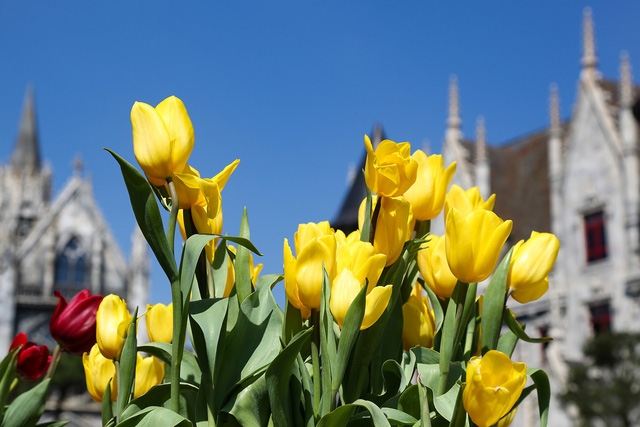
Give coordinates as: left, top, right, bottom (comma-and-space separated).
44, 344, 62, 380
170, 278, 183, 414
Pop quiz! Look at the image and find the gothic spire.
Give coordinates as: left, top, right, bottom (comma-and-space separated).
549, 83, 561, 136
475, 116, 486, 162
9, 86, 41, 175
620, 51, 633, 109
447, 75, 461, 130
581, 8, 598, 79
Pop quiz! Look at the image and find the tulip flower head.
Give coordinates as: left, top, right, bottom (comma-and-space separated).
444, 184, 496, 218
403, 151, 457, 221
508, 231, 560, 303
359, 196, 414, 266
9, 333, 52, 380
83, 343, 116, 402
146, 303, 173, 344
134, 353, 165, 398
96, 295, 133, 360
401, 283, 436, 350
463, 350, 526, 427
131, 96, 195, 186
50, 289, 103, 356
445, 207, 513, 284
284, 221, 337, 317
417, 234, 458, 299
364, 135, 418, 197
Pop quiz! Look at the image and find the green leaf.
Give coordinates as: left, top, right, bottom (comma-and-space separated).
181, 235, 219, 308
397, 385, 421, 421
256, 274, 283, 290
115, 406, 192, 427
481, 248, 513, 354
120, 383, 198, 420
223, 373, 271, 427
106, 149, 178, 282
235, 208, 253, 303
1, 379, 50, 427
36, 422, 69, 427
266, 329, 313, 427
410, 347, 440, 365
380, 408, 418, 425
432, 382, 460, 422
423, 284, 444, 334
504, 310, 552, 344
496, 329, 519, 357
283, 300, 303, 346
102, 381, 114, 426
317, 399, 392, 427
138, 342, 202, 385
528, 368, 550, 427
211, 240, 231, 299
116, 309, 139, 417
0, 348, 19, 418
319, 267, 337, 415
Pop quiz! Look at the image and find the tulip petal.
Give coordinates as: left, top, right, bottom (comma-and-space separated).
361, 285, 392, 330
131, 102, 171, 185
155, 96, 194, 173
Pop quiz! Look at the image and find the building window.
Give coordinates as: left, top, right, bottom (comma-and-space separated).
584, 211, 607, 263
54, 237, 89, 299
589, 302, 611, 335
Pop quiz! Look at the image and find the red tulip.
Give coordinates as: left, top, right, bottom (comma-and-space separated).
10, 333, 52, 380
50, 290, 103, 356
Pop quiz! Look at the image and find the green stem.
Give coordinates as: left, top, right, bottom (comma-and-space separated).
170, 278, 183, 414
114, 360, 121, 423
311, 340, 321, 417
44, 343, 62, 380
167, 179, 179, 255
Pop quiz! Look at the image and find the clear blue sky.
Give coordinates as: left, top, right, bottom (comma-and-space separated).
1, 2, 639, 305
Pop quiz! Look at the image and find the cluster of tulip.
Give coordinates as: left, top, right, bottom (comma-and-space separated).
68, 94, 557, 427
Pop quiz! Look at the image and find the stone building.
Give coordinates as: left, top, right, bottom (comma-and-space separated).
0, 87, 150, 425
334, 9, 639, 427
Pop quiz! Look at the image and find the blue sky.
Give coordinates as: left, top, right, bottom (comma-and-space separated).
1, 2, 639, 305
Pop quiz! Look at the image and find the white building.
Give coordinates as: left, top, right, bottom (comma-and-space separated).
0, 87, 149, 425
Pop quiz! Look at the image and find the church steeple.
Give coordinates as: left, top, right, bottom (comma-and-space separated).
9, 86, 41, 175
581, 8, 599, 81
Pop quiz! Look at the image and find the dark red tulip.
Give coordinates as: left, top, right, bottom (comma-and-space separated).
50, 290, 103, 356
9, 333, 52, 380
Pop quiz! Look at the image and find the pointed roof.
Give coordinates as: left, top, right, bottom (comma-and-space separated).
9, 86, 41, 175
581, 8, 599, 81
332, 124, 386, 234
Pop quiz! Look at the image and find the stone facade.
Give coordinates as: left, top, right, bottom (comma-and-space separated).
0, 87, 150, 426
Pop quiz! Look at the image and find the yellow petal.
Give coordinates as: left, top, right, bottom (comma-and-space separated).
361, 285, 392, 330
154, 96, 194, 174
212, 159, 241, 190
146, 303, 173, 343
131, 101, 171, 185
134, 354, 165, 398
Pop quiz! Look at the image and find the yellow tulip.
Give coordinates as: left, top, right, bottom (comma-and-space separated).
224, 246, 264, 297
359, 196, 413, 266
445, 208, 512, 284
463, 350, 527, 427
173, 159, 240, 211
330, 270, 392, 330
444, 184, 496, 218
401, 283, 436, 350
134, 353, 165, 398
146, 303, 173, 344
498, 407, 518, 427
131, 96, 194, 186
96, 295, 132, 360
403, 151, 457, 221
508, 231, 560, 303
284, 222, 337, 317
417, 234, 458, 299
82, 343, 116, 402
364, 135, 418, 197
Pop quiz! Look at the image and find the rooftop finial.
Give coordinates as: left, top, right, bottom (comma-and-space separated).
549, 84, 561, 135
581, 7, 598, 75
9, 85, 41, 175
620, 51, 633, 109
476, 116, 486, 162
447, 75, 461, 129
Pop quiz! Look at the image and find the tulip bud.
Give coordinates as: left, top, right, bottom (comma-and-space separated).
82, 343, 116, 402
463, 350, 526, 427
133, 353, 165, 398
508, 231, 560, 303
364, 135, 418, 197
146, 303, 173, 344
50, 290, 103, 356
417, 234, 458, 299
403, 151, 456, 221
131, 96, 194, 186
9, 333, 52, 381
401, 283, 436, 350
444, 184, 496, 218
96, 295, 132, 360
445, 207, 512, 284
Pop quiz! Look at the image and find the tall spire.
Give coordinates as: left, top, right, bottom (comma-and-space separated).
620, 51, 633, 109
9, 86, 41, 175
548, 84, 563, 181
475, 116, 486, 162
549, 84, 562, 137
581, 8, 598, 79
447, 76, 461, 130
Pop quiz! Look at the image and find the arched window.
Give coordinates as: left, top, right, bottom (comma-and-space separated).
54, 237, 89, 299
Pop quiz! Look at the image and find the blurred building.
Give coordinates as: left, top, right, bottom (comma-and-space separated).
334, 9, 639, 427
0, 87, 149, 426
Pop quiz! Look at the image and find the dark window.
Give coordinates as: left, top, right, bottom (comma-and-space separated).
54, 237, 89, 299
589, 302, 611, 335
584, 211, 607, 262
